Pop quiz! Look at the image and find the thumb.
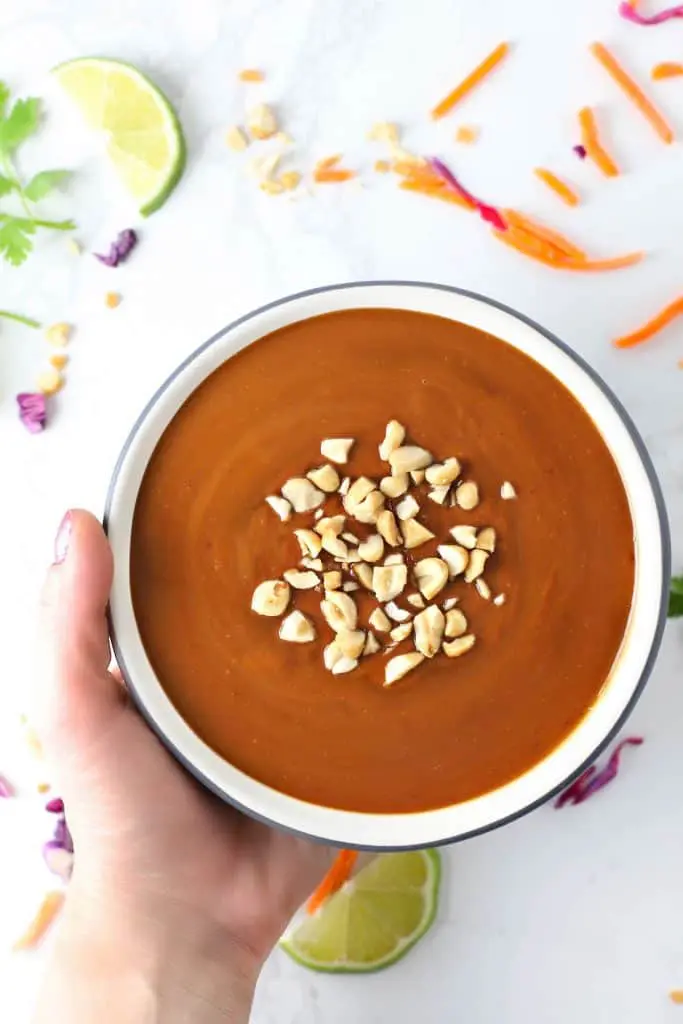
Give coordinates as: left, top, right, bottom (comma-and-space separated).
35, 509, 121, 767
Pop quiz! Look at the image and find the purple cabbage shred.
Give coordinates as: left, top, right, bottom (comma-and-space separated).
555, 736, 643, 808
94, 228, 138, 267
16, 392, 47, 434
573, 144, 587, 160
619, 1, 683, 25
43, 796, 74, 881
0, 774, 14, 798
428, 157, 508, 232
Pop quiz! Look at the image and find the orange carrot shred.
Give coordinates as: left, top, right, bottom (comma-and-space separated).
533, 168, 580, 207
13, 891, 64, 951
652, 62, 683, 81
496, 225, 569, 266
238, 69, 265, 83
431, 42, 510, 120
590, 42, 674, 144
567, 253, 644, 272
314, 168, 356, 183
671, 991, 683, 1005
455, 125, 479, 144
399, 176, 473, 209
315, 154, 342, 171
495, 228, 642, 273
578, 107, 620, 178
613, 296, 683, 348
307, 850, 358, 915
502, 210, 586, 259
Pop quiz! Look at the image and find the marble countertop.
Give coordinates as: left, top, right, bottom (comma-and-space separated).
2, 0, 683, 1020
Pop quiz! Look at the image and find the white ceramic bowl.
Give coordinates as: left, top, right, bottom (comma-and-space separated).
106, 282, 670, 850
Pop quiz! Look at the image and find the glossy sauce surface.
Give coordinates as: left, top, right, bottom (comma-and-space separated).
131, 309, 635, 813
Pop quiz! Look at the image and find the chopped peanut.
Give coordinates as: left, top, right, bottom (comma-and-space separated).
45, 322, 71, 347
247, 103, 278, 140
280, 170, 301, 191
36, 367, 63, 395
226, 126, 249, 151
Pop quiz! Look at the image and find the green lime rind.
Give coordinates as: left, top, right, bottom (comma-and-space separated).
52, 57, 186, 217
280, 849, 441, 974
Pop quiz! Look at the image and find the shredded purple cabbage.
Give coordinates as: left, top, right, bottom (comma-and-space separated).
619, 1, 683, 24
94, 228, 138, 267
428, 157, 508, 232
43, 796, 74, 880
0, 774, 14, 798
16, 392, 47, 434
573, 144, 587, 160
555, 737, 643, 808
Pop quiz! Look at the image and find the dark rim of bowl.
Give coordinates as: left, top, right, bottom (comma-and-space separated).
104, 280, 671, 852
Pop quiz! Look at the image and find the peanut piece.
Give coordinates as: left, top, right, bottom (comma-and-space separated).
251, 580, 290, 616
384, 652, 424, 687
279, 611, 316, 643
414, 605, 445, 658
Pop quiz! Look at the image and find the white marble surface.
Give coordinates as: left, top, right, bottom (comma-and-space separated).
1, 0, 683, 1020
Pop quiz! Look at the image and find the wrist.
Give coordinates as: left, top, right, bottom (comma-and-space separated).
34, 885, 260, 1024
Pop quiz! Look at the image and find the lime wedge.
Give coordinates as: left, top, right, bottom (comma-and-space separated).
53, 58, 186, 216
281, 849, 441, 973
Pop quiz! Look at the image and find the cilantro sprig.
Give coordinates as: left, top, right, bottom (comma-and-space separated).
0, 80, 75, 267
670, 577, 683, 618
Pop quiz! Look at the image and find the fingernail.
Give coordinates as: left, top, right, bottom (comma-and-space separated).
54, 512, 72, 564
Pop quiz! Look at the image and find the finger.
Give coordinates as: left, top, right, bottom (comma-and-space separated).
35, 509, 120, 759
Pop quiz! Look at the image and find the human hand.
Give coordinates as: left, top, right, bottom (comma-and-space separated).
33, 509, 333, 1023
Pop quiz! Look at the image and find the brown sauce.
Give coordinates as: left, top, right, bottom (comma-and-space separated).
130, 309, 635, 813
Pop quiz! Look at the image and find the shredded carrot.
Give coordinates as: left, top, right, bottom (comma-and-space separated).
613, 296, 683, 348
495, 228, 643, 272
590, 42, 674, 144
652, 62, 683, 81
314, 168, 356, 183
431, 42, 510, 120
502, 210, 586, 259
496, 225, 569, 266
533, 168, 580, 207
567, 253, 644, 272
392, 159, 432, 179
315, 154, 342, 171
670, 991, 683, 1005
578, 107, 620, 178
238, 69, 265, 83
455, 125, 479, 144
307, 850, 358, 915
399, 176, 473, 209
13, 891, 64, 951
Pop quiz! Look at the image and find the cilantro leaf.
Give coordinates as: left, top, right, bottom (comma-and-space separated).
670, 576, 683, 618
0, 97, 41, 155
0, 218, 35, 266
23, 169, 70, 202
0, 175, 15, 198
0, 82, 10, 121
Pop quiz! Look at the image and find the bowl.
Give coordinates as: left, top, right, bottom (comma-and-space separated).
105, 282, 670, 850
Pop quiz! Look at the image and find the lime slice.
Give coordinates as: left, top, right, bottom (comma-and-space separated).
53, 58, 186, 216
281, 849, 441, 973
